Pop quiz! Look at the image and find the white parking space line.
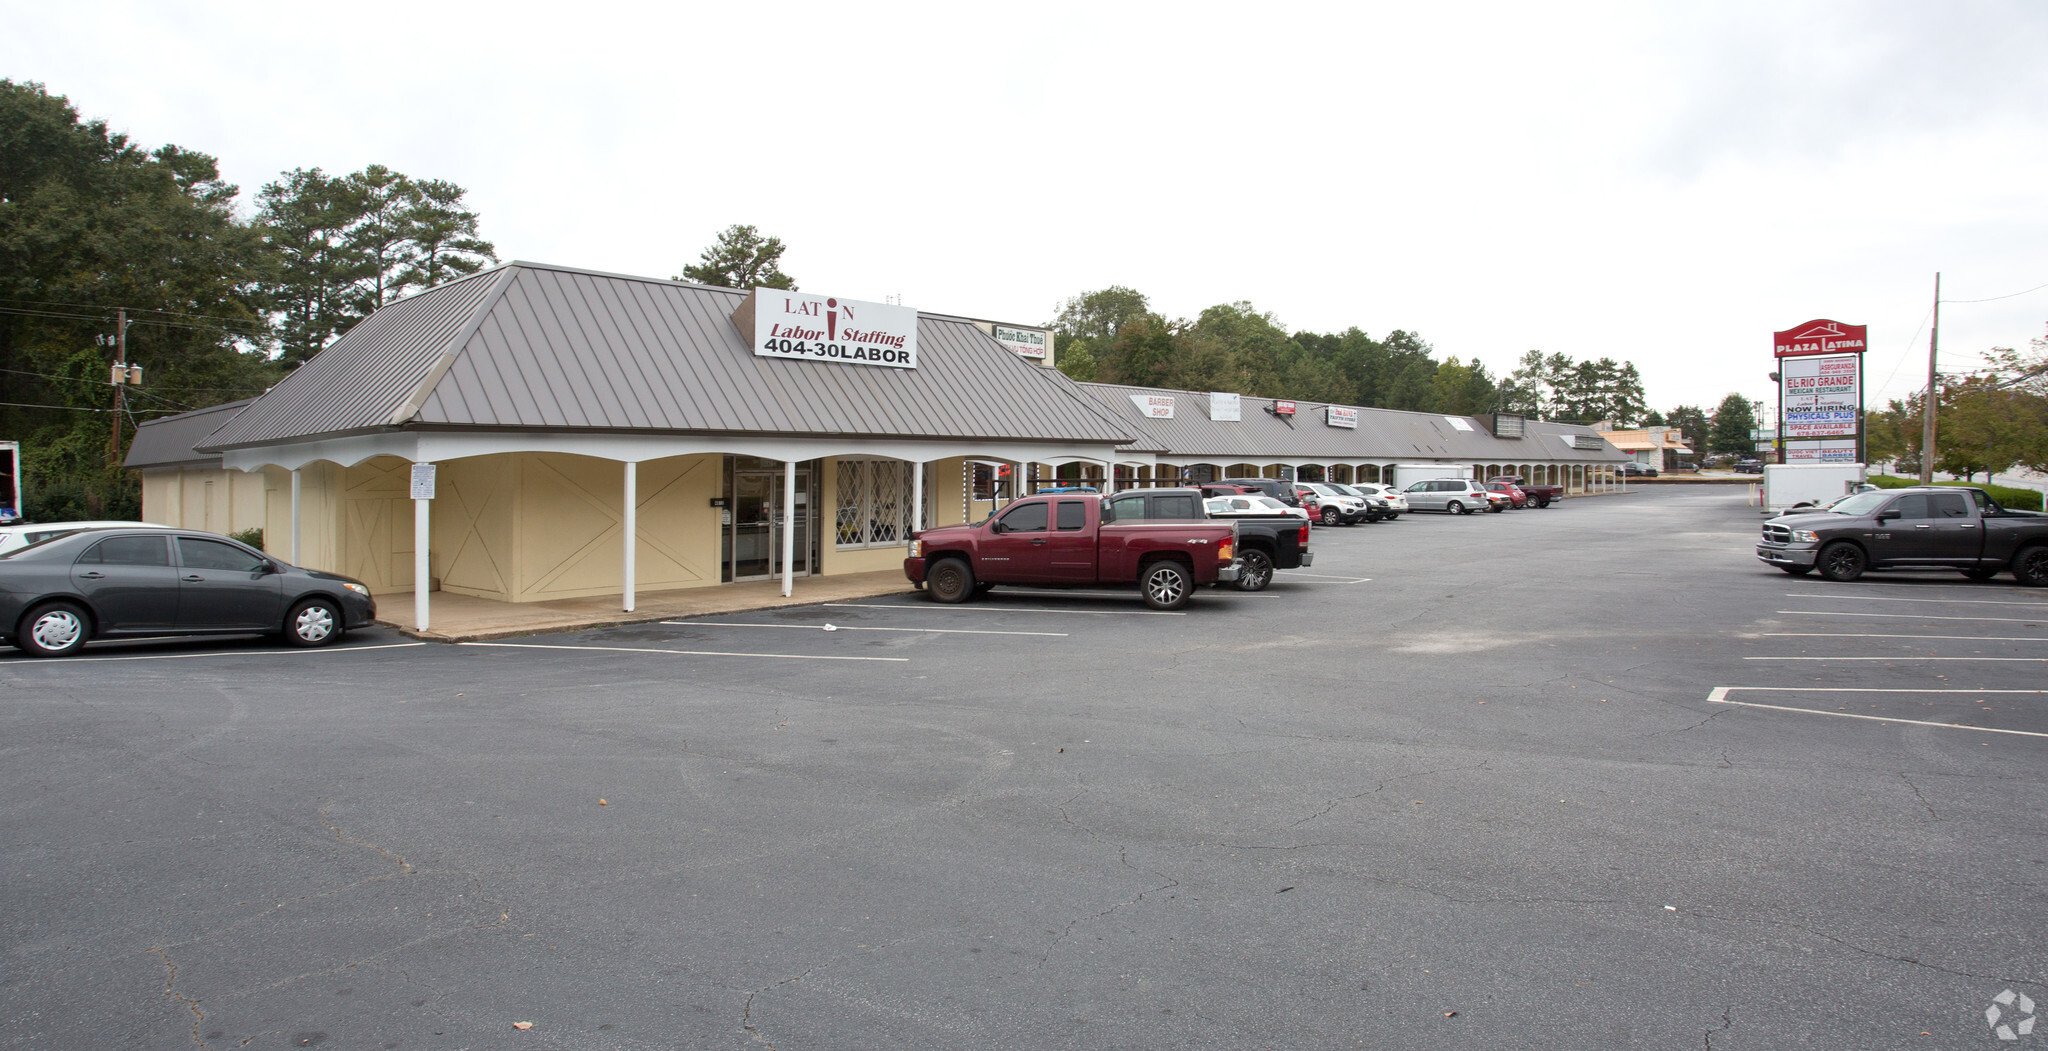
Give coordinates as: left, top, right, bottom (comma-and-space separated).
1280, 574, 1373, 584
1778, 610, 2048, 625
662, 621, 1065, 637
1783, 579, 2035, 593
15, 642, 426, 663
462, 642, 907, 662
1713, 686, 2048, 694
1745, 656, 2048, 662
821, 602, 1185, 617
1764, 633, 2048, 643
1785, 593, 2048, 608
1706, 686, 2048, 739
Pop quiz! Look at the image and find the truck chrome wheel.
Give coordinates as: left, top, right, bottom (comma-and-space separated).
1141, 561, 1191, 610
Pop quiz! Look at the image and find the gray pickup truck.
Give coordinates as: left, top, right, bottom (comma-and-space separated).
1755, 485, 2048, 585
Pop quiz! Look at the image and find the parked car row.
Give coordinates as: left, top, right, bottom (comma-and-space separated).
0, 523, 378, 657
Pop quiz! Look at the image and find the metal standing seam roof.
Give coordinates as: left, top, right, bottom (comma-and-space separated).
1077, 383, 1626, 463
123, 398, 257, 469
197, 262, 1137, 452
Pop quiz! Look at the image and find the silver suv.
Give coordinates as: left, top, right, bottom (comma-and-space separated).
1401, 478, 1493, 515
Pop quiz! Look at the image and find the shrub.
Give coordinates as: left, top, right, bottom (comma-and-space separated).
228, 526, 265, 549
1866, 475, 2045, 511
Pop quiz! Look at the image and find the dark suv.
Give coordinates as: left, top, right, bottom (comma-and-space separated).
1734, 459, 1764, 475
1219, 478, 1303, 508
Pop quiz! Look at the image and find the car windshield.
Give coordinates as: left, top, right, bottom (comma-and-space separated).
1826, 491, 1892, 516
1255, 497, 1289, 511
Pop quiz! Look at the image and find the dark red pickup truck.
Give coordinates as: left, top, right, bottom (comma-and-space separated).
904, 493, 1240, 610
1488, 476, 1563, 508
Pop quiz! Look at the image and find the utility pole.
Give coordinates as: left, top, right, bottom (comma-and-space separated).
1920, 274, 1939, 485
108, 309, 127, 463
106, 309, 141, 465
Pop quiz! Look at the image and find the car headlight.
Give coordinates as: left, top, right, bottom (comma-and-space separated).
342, 582, 371, 596
909, 539, 922, 557
1790, 529, 1819, 543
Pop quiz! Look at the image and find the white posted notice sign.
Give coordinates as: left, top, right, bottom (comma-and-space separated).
751, 290, 919, 369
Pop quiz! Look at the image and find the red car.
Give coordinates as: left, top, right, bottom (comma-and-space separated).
1290, 483, 1325, 526
1486, 481, 1528, 509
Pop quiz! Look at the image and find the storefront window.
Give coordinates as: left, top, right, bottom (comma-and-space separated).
836, 459, 914, 548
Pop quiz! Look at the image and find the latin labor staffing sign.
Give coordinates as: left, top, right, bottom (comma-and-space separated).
749, 290, 919, 368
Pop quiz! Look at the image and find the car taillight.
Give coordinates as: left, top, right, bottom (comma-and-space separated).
1298, 524, 1310, 545
1218, 541, 1232, 562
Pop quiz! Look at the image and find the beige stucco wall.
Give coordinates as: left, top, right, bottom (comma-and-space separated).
504, 451, 723, 602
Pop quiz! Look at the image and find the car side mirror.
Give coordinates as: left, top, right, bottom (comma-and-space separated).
1876, 510, 1899, 523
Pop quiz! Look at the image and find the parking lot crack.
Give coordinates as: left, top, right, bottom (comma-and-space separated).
147, 945, 212, 1048
1037, 877, 1180, 965
1291, 760, 1491, 828
318, 800, 413, 874
741, 969, 812, 1049
1705, 1005, 1733, 1049
1699, 911, 2039, 986
1899, 774, 1939, 820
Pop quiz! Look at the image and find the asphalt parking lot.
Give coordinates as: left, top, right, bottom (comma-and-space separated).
4, 487, 2045, 1050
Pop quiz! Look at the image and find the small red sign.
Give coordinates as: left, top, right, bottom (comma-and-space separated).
1774, 319, 1868, 358
1274, 400, 1297, 415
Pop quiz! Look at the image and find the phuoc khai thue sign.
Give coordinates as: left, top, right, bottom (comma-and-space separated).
732, 288, 919, 368
991, 324, 1047, 360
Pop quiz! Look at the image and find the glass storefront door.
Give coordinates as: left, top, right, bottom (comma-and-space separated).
726, 467, 812, 582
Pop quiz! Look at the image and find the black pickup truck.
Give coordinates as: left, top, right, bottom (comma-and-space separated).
1105, 488, 1310, 591
1755, 486, 2048, 585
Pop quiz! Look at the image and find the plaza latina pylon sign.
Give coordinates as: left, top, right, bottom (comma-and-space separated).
731, 288, 919, 369
1772, 319, 1866, 464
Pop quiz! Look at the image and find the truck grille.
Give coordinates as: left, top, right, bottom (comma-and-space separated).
1762, 523, 1792, 543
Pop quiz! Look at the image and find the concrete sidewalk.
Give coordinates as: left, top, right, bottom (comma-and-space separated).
376, 569, 915, 642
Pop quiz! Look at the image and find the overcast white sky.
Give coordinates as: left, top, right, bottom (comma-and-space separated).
7, 1, 2045, 413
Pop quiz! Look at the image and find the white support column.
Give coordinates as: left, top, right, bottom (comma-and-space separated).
289, 468, 302, 565
413, 494, 430, 632
623, 461, 638, 612
782, 459, 796, 598
910, 460, 923, 536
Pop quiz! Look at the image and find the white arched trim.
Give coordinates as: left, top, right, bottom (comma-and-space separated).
219, 431, 1137, 473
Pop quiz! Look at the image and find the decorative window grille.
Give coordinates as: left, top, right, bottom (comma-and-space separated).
835, 459, 915, 548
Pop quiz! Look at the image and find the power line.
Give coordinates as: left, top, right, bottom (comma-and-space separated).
1943, 281, 2048, 305
0, 366, 268, 394
0, 295, 268, 326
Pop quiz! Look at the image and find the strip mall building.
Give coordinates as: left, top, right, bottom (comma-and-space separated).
127, 262, 1625, 618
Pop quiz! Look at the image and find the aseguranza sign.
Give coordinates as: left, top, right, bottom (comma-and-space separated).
732, 289, 919, 369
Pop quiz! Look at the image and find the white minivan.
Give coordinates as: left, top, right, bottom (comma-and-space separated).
1401, 479, 1493, 515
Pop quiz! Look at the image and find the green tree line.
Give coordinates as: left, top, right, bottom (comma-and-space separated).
1864, 326, 2048, 480
1048, 286, 1658, 425
0, 79, 495, 520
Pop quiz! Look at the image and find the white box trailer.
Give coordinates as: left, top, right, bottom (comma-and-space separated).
1390, 463, 1475, 490
1761, 462, 1866, 515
